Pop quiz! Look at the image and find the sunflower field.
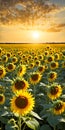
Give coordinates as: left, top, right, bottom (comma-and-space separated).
0, 43, 65, 130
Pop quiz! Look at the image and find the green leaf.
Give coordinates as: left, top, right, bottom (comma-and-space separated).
0, 117, 8, 124
30, 111, 42, 120
1, 111, 8, 116
5, 124, 16, 130
25, 117, 40, 130
47, 114, 61, 127
40, 124, 52, 130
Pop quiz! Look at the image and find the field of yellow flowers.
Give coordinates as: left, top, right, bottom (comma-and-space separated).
0, 43, 65, 130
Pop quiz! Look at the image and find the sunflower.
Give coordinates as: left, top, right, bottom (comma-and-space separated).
53, 100, 65, 115
45, 64, 48, 70
35, 60, 40, 66
47, 84, 62, 100
17, 64, 26, 76
0, 48, 2, 55
0, 58, 2, 62
48, 71, 57, 82
0, 66, 6, 79
0, 94, 5, 105
29, 63, 35, 69
6, 52, 11, 57
44, 51, 49, 56
10, 91, 35, 116
54, 53, 60, 60
30, 72, 42, 84
12, 57, 18, 63
34, 56, 38, 60
0, 86, 5, 93
6, 63, 16, 72
38, 55, 43, 60
61, 61, 65, 68
12, 78, 29, 92
38, 65, 45, 73
47, 55, 54, 63
50, 61, 59, 70
2, 55, 8, 63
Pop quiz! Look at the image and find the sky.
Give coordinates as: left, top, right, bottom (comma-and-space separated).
0, 0, 65, 43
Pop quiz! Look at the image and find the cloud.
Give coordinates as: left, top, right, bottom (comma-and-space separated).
0, 0, 59, 24
46, 23, 65, 32
0, 0, 65, 31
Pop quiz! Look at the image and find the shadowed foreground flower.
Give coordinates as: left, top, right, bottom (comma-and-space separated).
10, 91, 35, 116
30, 72, 42, 84
12, 78, 29, 92
53, 100, 65, 115
0, 94, 5, 105
0, 66, 6, 79
48, 71, 57, 82
47, 84, 62, 100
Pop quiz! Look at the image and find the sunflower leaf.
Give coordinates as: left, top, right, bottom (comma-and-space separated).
40, 124, 52, 130
25, 117, 40, 130
30, 111, 42, 120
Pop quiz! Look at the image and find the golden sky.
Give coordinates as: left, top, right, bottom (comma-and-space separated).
0, 0, 65, 43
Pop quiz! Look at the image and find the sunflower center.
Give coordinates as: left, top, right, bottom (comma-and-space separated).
31, 74, 39, 81
3, 57, 7, 61
50, 87, 58, 95
7, 53, 10, 57
15, 80, 25, 90
50, 73, 55, 79
39, 67, 43, 72
30, 64, 33, 67
0, 95, 3, 102
55, 102, 63, 110
39, 56, 42, 59
15, 96, 28, 108
8, 64, 13, 70
48, 57, 53, 62
51, 63, 56, 67
19, 67, 22, 73
55, 55, 58, 59
63, 62, 65, 66
0, 69, 3, 75
36, 61, 39, 65
0, 50, 2, 53
13, 58, 16, 61
45, 52, 48, 55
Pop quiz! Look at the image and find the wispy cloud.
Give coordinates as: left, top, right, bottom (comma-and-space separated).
0, 0, 65, 32
46, 23, 65, 32
0, 0, 60, 24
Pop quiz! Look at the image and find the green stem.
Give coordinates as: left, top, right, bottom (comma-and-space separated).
33, 85, 36, 97
53, 126, 56, 130
22, 124, 26, 130
18, 115, 21, 130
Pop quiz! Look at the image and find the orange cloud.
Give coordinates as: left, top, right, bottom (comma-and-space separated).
47, 23, 65, 32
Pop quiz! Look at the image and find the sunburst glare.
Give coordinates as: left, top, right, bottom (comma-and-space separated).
32, 31, 40, 39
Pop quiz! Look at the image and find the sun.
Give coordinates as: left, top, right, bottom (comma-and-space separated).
32, 31, 40, 39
